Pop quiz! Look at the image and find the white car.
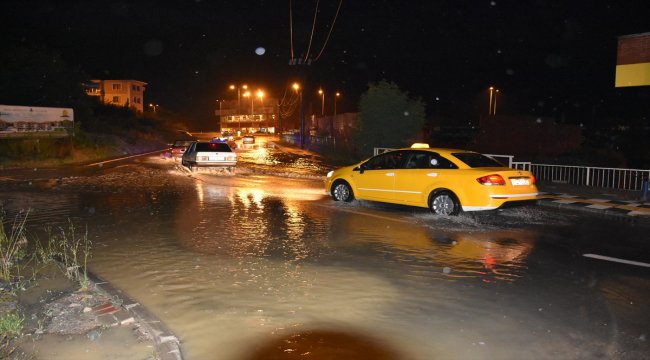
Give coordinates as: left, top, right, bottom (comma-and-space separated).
181, 141, 237, 171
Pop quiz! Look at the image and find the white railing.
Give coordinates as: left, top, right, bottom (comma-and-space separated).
531, 164, 650, 191
483, 154, 532, 171
374, 147, 650, 192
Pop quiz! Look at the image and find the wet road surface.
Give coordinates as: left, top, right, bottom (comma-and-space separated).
1, 142, 649, 359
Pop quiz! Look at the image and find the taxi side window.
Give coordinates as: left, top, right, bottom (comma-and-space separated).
403, 152, 458, 169
365, 152, 404, 170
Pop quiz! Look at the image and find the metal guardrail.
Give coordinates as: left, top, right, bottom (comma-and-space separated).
531, 164, 650, 191
374, 147, 650, 192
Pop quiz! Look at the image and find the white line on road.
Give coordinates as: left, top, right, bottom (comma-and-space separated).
583, 253, 650, 268
85, 149, 168, 167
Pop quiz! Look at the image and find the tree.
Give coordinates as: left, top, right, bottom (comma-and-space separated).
354, 80, 426, 156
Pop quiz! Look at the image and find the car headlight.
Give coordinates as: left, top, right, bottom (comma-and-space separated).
326, 170, 334, 178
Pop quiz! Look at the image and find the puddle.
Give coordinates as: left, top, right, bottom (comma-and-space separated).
21, 327, 153, 360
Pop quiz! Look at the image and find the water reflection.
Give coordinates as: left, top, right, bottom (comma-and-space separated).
174, 181, 328, 262
236, 143, 329, 176
331, 211, 536, 283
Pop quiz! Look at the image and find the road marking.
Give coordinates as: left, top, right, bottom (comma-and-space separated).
583, 253, 650, 268
85, 149, 167, 167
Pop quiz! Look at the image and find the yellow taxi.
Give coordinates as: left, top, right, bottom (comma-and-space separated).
325, 144, 538, 215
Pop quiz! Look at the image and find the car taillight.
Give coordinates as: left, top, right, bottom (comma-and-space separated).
477, 174, 506, 186
530, 175, 536, 184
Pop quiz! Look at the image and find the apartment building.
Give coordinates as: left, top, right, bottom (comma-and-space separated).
85, 80, 148, 112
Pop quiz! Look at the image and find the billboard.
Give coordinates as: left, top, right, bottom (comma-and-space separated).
615, 32, 650, 88
0, 105, 74, 138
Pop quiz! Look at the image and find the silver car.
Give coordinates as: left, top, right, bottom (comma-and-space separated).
181, 141, 237, 171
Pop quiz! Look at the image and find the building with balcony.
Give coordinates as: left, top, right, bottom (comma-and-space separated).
84, 80, 148, 112
215, 97, 280, 134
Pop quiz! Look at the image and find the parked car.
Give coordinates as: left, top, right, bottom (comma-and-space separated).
325, 144, 538, 215
220, 131, 235, 141
181, 141, 237, 171
170, 140, 195, 160
242, 135, 255, 144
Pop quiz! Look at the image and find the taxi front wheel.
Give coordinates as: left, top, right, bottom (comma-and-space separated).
332, 182, 354, 202
429, 191, 460, 216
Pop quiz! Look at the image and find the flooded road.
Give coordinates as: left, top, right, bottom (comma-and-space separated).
2, 143, 649, 359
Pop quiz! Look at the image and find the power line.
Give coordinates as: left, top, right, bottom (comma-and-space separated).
313, 0, 343, 62
303, 0, 320, 63
289, 0, 295, 59
288, 0, 343, 65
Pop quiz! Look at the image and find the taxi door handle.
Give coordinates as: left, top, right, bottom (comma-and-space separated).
386, 172, 395, 177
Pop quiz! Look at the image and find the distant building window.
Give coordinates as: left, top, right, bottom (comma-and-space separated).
112, 83, 121, 90
132, 85, 140, 91
112, 96, 120, 103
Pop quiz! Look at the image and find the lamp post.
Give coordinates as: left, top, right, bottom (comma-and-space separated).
318, 89, 325, 115
488, 87, 494, 115
332, 91, 340, 138
216, 99, 223, 130
293, 82, 305, 149
256, 90, 264, 131
334, 92, 340, 117
229, 84, 247, 133
242, 91, 251, 133
488, 87, 500, 115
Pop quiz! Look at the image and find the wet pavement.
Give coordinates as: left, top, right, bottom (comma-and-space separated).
1, 142, 650, 360
537, 182, 650, 219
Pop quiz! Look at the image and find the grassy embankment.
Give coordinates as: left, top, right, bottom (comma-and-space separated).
0, 210, 91, 358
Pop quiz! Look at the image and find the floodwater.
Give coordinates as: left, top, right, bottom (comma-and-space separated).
2, 147, 649, 359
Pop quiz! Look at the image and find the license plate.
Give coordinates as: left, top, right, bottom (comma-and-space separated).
209, 156, 224, 161
511, 178, 530, 186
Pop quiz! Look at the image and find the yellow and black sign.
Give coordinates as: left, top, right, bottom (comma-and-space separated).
615, 32, 650, 87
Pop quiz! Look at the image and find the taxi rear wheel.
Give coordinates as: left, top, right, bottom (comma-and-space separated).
332, 181, 354, 202
429, 191, 460, 216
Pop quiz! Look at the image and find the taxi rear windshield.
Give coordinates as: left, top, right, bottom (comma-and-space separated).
196, 142, 232, 152
452, 152, 504, 168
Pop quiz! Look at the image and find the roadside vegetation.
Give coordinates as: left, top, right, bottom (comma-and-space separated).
0, 209, 92, 358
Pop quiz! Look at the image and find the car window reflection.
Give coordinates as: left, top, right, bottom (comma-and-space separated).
402, 151, 457, 169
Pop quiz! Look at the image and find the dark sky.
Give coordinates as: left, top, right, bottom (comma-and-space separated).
3, 0, 648, 129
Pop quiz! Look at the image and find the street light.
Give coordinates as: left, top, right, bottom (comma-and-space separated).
334, 92, 340, 117
229, 84, 248, 133
293, 82, 305, 149
216, 99, 223, 129
229, 84, 248, 114
318, 89, 325, 115
256, 90, 264, 113
488, 87, 494, 115
149, 103, 159, 113
242, 91, 252, 115
488, 87, 500, 115
332, 92, 340, 138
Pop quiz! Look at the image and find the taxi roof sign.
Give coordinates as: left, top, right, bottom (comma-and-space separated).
411, 143, 430, 149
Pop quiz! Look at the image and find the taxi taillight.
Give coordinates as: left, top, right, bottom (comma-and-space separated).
477, 174, 506, 186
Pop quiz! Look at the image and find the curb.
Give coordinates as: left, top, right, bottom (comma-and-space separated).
537, 192, 650, 218
86, 270, 183, 360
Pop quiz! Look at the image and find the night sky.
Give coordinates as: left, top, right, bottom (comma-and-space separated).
3, 0, 648, 130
